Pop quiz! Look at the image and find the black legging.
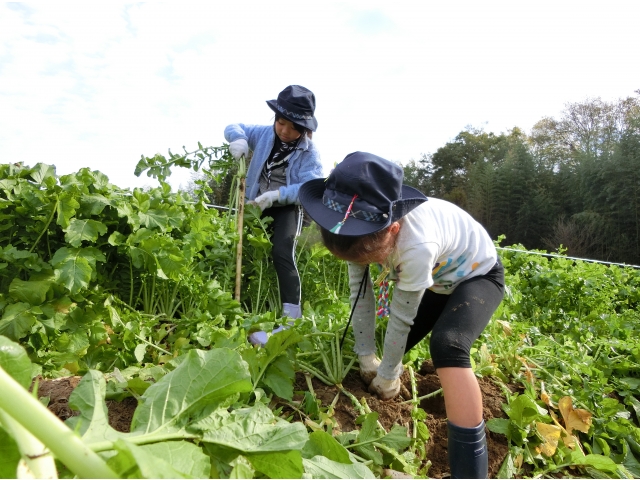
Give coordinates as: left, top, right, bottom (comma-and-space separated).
405, 259, 505, 369
262, 204, 304, 305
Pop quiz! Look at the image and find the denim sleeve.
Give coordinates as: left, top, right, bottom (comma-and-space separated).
224, 123, 271, 151
277, 148, 324, 204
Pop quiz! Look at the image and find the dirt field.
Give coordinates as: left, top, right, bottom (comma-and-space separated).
35, 360, 511, 478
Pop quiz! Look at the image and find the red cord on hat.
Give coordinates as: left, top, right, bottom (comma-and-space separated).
330, 194, 358, 234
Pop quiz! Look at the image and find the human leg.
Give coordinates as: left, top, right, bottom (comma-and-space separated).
268, 204, 304, 310
429, 262, 504, 478
248, 205, 304, 346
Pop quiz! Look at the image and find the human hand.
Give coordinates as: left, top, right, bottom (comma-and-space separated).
228, 139, 249, 160
253, 190, 279, 211
369, 375, 401, 400
358, 354, 381, 385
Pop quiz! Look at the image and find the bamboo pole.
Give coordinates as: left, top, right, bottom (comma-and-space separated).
234, 158, 247, 302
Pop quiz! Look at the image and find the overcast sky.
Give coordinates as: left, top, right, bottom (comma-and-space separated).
2, 2, 639, 191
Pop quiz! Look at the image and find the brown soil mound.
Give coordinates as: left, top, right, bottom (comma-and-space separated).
34, 360, 511, 478
286, 361, 511, 478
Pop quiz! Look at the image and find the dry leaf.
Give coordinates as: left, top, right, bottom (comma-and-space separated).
558, 396, 592, 434
496, 319, 513, 336
567, 409, 592, 434
540, 381, 554, 408
558, 396, 573, 424
536, 422, 562, 456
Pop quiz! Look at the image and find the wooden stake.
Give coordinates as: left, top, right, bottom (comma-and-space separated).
235, 175, 246, 302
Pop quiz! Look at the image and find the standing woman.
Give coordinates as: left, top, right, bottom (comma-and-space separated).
225, 85, 323, 346
299, 151, 504, 479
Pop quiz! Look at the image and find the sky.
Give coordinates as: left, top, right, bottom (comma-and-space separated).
2, 1, 639, 192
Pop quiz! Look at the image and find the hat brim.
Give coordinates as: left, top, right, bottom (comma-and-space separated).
266, 100, 318, 132
299, 178, 427, 237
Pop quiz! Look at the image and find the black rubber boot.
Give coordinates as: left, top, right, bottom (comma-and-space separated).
447, 420, 488, 479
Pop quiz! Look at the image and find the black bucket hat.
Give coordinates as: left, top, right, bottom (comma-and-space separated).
299, 151, 427, 237
266, 85, 318, 132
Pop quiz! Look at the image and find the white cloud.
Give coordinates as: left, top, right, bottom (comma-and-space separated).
1, 1, 639, 191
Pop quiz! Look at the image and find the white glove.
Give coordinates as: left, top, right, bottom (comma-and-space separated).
229, 139, 249, 160
253, 190, 279, 211
369, 375, 401, 400
359, 354, 381, 385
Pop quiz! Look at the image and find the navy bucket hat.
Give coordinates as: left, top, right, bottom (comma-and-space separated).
299, 152, 427, 237
266, 85, 318, 132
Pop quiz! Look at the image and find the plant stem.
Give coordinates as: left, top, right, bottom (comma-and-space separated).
29, 197, 59, 254
134, 334, 172, 356
0, 367, 118, 479
408, 365, 419, 439
400, 388, 443, 405
0, 408, 57, 479
297, 360, 334, 386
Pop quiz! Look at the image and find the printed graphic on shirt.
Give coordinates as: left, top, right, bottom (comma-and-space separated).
390, 198, 497, 293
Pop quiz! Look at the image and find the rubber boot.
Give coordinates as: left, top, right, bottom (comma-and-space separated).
447, 420, 488, 479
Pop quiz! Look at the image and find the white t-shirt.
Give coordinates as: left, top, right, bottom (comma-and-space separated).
386, 198, 497, 294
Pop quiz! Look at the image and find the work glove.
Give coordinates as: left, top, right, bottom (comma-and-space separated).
228, 139, 249, 160
358, 354, 381, 385
369, 375, 401, 400
252, 190, 279, 211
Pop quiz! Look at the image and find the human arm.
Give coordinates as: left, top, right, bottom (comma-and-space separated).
369, 288, 424, 399
224, 123, 273, 154
347, 263, 381, 384
276, 141, 324, 204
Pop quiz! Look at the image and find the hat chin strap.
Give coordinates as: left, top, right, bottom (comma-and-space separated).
339, 264, 370, 350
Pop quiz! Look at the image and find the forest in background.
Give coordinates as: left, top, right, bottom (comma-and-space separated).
199, 90, 640, 265
402, 91, 640, 265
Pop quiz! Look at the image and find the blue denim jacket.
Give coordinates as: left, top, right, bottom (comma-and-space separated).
224, 123, 324, 204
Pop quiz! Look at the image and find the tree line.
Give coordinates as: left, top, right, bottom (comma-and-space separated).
403, 91, 640, 266
199, 91, 640, 265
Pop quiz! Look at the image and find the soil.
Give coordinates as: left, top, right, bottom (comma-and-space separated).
33, 361, 512, 478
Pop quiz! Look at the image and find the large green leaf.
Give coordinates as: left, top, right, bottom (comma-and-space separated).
302, 456, 375, 479
0, 303, 36, 341
8, 278, 51, 305
51, 247, 105, 295
80, 194, 111, 216
503, 393, 547, 428
64, 219, 108, 247
197, 403, 308, 453
131, 348, 253, 434
66, 370, 123, 442
53, 254, 92, 294
138, 206, 185, 232
56, 192, 79, 229
29, 163, 56, 185
247, 450, 304, 479
0, 336, 32, 388
302, 431, 352, 464
69, 349, 254, 448
108, 439, 210, 479
262, 354, 295, 400
0, 426, 21, 478
376, 424, 412, 451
